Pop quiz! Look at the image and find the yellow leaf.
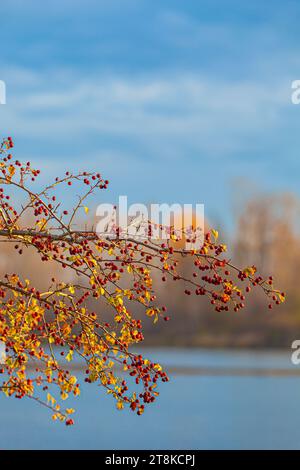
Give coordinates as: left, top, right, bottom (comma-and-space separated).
66, 350, 73, 362
36, 218, 47, 229
211, 229, 219, 240
47, 393, 56, 406
84, 206, 89, 214
8, 165, 15, 177
146, 308, 155, 317
243, 266, 257, 277
68, 286, 75, 295
61, 391, 68, 400
74, 387, 80, 397
98, 287, 105, 296
116, 401, 124, 410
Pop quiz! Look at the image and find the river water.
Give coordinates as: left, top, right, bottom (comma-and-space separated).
0, 348, 300, 449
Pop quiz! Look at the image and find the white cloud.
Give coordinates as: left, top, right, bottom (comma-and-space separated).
0, 66, 291, 160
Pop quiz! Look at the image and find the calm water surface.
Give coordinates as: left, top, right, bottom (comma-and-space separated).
1, 348, 300, 450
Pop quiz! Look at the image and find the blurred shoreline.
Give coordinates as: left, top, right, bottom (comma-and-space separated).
27, 346, 297, 375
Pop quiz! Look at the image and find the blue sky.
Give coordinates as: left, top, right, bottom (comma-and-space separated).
0, 0, 300, 230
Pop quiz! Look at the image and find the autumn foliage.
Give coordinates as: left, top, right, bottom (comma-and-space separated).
0, 137, 284, 425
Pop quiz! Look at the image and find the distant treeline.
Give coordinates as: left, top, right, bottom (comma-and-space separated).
2, 191, 299, 349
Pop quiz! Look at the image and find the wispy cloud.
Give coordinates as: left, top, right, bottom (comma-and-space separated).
1, 0, 300, 228
1, 67, 291, 158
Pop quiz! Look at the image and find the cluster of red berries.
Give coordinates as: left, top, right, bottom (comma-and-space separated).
0, 137, 284, 424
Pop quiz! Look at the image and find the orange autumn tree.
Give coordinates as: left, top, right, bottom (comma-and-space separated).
0, 137, 285, 425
